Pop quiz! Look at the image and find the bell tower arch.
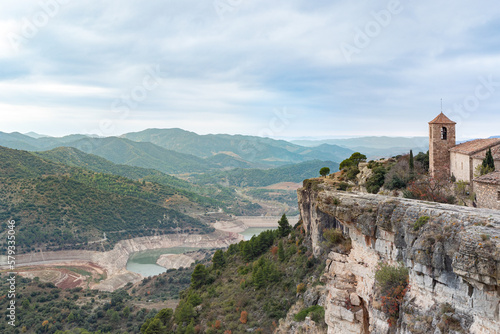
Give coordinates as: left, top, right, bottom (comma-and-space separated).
429, 112, 456, 178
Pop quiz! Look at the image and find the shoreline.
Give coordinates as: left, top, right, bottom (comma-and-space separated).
0, 230, 243, 291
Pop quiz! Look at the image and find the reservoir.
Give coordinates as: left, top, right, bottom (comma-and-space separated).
126, 227, 277, 276
126, 247, 199, 277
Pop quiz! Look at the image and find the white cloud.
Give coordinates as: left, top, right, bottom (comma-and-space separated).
0, 0, 499, 138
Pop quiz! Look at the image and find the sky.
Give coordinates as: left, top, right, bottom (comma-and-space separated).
1, 0, 500, 140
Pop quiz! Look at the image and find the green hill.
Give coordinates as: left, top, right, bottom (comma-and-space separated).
65, 137, 217, 174
35, 147, 265, 215
121, 128, 352, 166
191, 160, 340, 187
0, 146, 213, 252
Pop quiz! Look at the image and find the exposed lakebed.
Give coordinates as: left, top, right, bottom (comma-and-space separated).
126, 227, 277, 276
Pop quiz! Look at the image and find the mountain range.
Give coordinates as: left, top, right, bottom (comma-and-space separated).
0, 129, 354, 173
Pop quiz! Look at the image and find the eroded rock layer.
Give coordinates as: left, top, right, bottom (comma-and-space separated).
298, 183, 500, 333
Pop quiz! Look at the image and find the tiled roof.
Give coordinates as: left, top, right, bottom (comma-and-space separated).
429, 112, 456, 124
472, 144, 500, 161
474, 171, 500, 185
450, 138, 500, 155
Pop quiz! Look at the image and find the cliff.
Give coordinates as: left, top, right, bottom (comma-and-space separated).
298, 179, 500, 333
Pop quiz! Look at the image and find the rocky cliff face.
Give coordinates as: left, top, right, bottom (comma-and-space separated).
298, 180, 500, 333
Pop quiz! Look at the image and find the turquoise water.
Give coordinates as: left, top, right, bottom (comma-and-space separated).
240, 227, 277, 240
125, 247, 198, 277
126, 228, 277, 276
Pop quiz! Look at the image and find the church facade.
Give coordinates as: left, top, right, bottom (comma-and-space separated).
428, 112, 500, 210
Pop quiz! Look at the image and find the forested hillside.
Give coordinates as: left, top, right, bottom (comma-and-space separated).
140, 216, 327, 333
0, 146, 213, 252
192, 160, 340, 187
35, 147, 266, 216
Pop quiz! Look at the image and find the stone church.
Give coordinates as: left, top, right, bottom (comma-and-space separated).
429, 112, 500, 210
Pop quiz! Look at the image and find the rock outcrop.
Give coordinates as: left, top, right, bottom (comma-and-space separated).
298, 180, 500, 333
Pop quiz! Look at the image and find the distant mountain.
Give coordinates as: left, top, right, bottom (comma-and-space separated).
0, 146, 212, 252
24, 131, 49, 138
0, 131, 90, 151
291, 136, 429, 158
64, 137, 217, 174
204, 153, 261, 169
121, 128, 353, 166
35, 146, 194, 188
192, 160, 340, 187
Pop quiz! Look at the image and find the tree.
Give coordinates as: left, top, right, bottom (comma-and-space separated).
212, 249, 225, 270
174, 301, 195, 325
278, 240, 285, 262
191, 264, 208, 289
409, 150, 414, 171
319, 167, 330, 177
483, 148, 495, 170
155, 308, 173, 328
340, 152, 367, 170
277, 214, 291, 237
414, 151, 429, 172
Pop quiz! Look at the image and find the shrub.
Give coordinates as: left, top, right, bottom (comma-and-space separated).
239, 311, 248, 324
337, 182, 349, 191
296, 283, 306, 294
344, 166, 360, 181
365, 166, 386, 194
413, 216, 429, 231
322, 229, 351, 254
294, 305, 324, 322
375, 263, 409, 327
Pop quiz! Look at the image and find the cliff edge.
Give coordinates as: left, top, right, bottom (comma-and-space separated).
298, 178, 500, 333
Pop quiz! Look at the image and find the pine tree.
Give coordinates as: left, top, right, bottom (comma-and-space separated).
191, 264, 208, 289
253, 267, 265, 289
483, 148, 495, 170
278, 214, 291, 237
278, 240, 285, 262
212, 249, 225, 270
409, 150, 414, 171
479, 148, 495, 175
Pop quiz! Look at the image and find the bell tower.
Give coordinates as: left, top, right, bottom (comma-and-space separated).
429, 112, 456, 178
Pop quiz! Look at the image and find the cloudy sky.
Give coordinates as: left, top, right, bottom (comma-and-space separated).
1, 0, 499, 140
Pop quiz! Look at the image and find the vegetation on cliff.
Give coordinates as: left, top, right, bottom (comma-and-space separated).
141, 217, 327, 333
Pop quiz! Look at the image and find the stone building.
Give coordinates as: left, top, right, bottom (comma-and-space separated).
429, 112, 456, 178
474, 171, 500, 210
449, 138, 500, 183
429, 112, 500, 210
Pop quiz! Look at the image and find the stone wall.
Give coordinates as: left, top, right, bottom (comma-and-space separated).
450, 151, 472, 182
475, 181, 500, 210
429, 123, 456, 178
298, 182, 500, 333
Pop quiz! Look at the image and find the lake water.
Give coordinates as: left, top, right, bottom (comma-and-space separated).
239, 227, 277, 240
126, 227, 277, 276
126, 247, 199, 277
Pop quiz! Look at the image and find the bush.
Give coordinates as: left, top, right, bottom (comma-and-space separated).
413, 216, 429, 231
344, 166, 360, 181
323, 229, 351, 254
365, 166, 386, 194
294, 305, 324, 322
375, 263, 409, 327
337, 182, 349, 191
